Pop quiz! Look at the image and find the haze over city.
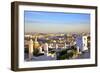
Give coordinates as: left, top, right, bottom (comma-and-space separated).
24, 11, 90, 33
24, 11, 90, 61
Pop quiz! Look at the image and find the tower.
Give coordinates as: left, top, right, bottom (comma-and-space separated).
35, 36, 37, 42
33, 36, 40, 55
64, 43, 67, 49
55, 44, 58, 49
33, 36, 39, 49
43, 43, 49, 56
82, 35, 88, 51
29, 38, 33, 60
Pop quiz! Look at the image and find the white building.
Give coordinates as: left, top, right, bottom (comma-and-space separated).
43, 43, 49, 56
39, 46, 44, 53
55, 44, 58, 49
29, 38, 33, 60
82, 36, 88, 51
64, 43, 67, 49
75, 35, 89, 53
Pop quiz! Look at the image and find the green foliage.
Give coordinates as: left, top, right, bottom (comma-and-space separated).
57, 46, 78, 60
59, 54, 67, 60
33, 49, 39, 56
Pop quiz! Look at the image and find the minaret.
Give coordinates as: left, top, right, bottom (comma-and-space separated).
44, 43, 49, 56
29, 38, 33, 60
76, 46, 80, 54
82, 35, 88, 51
55, 44, 58, 49
35, 36, 37, 42
64, 43, 67, 49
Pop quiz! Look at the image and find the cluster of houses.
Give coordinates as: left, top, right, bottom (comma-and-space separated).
24, 34, 90, 60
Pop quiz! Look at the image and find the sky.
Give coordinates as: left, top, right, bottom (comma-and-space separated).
24, 11, 90, 33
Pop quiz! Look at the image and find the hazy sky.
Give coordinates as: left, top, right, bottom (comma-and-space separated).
24, 11, 90, 33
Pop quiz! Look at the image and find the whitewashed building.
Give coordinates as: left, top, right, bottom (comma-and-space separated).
75, 35, 88, 52
82, 36, 88, 51
28, 38, 33, 60
43, 43, 49, 56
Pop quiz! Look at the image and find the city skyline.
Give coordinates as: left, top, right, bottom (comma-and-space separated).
24, 11, 90, 33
